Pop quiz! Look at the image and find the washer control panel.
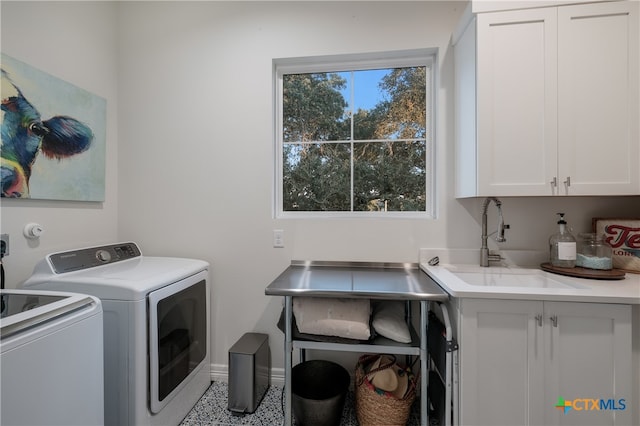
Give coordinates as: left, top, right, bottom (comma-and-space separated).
48, 242, 141, 273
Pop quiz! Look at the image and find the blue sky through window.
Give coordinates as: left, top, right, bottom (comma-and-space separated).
339, 69, 390, 112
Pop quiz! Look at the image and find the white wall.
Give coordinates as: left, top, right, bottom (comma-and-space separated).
114, 0, 640, 378
2, 1, 639, 385
115, 0, 470, 377
0, 1, 119, 284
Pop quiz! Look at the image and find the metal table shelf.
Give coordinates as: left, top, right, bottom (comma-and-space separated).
265, 261, 449, 426
293, 326, 421, 356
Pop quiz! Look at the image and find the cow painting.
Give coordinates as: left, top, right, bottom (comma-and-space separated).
1, 68, 94, 198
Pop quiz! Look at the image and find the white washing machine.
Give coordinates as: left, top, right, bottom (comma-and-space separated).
0, 289, 104, 426
22, 242, 211, 426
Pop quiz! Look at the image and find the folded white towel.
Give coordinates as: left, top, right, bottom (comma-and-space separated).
293, 297, 371, 340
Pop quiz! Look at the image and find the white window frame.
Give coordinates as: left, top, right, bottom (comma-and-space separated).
273, 48, 437, 219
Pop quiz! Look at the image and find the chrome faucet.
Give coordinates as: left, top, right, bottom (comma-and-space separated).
480, 197, 508, 267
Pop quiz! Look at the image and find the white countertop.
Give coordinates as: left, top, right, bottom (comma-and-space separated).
419, 248, 640, 304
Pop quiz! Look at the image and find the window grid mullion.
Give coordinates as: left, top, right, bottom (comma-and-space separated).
350, 71, 355, 212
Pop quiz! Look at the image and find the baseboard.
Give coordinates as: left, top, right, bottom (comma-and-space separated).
210, 363, 285, 387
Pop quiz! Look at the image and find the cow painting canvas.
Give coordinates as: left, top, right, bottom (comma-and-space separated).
1, 53, 106, 201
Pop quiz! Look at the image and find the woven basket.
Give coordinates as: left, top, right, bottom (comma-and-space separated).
354, 354, 417, 426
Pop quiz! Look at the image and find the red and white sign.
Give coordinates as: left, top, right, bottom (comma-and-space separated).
594, 218, 640, 273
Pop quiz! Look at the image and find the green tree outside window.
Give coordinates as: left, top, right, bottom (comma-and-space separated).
279, 56, 431, 214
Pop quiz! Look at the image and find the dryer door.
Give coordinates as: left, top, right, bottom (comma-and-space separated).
148, 269, 208, 413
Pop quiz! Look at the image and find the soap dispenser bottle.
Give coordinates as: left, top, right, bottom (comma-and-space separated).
549, 213, 577, 268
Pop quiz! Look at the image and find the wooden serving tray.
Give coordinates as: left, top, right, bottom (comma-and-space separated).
540, 263, 626, 280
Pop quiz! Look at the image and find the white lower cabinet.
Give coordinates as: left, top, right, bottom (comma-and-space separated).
456, 298, 632, 426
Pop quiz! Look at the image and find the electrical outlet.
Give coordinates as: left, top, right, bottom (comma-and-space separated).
273, 229, 284, 248
1, 234, 9, 257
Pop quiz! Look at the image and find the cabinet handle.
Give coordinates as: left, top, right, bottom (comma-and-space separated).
550, 177, 557, 187
550, 315, 558, 327
535, 314, 543, 327
563, 177, 571, 187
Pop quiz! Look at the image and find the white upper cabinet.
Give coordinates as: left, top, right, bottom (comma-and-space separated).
557, 1, 639, 195
454, 1, 639, 197
476, 7, 559, 196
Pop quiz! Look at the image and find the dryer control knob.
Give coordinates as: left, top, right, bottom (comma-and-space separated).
96, 250, 112, 262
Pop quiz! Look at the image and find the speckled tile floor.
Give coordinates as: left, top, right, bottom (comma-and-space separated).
180, 381, 424, 425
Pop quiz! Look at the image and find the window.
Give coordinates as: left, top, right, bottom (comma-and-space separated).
274, 49, 436, 218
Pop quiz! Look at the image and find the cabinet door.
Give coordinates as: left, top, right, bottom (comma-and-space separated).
476, 8, 558, 196
459, 299, 544, 426
544, 302, 632, 426
558, 1, 639, 195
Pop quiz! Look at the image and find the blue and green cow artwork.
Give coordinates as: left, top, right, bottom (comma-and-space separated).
1, 54, 106, 201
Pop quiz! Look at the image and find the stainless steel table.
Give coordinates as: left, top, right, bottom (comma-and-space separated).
265, 261, 449, 426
